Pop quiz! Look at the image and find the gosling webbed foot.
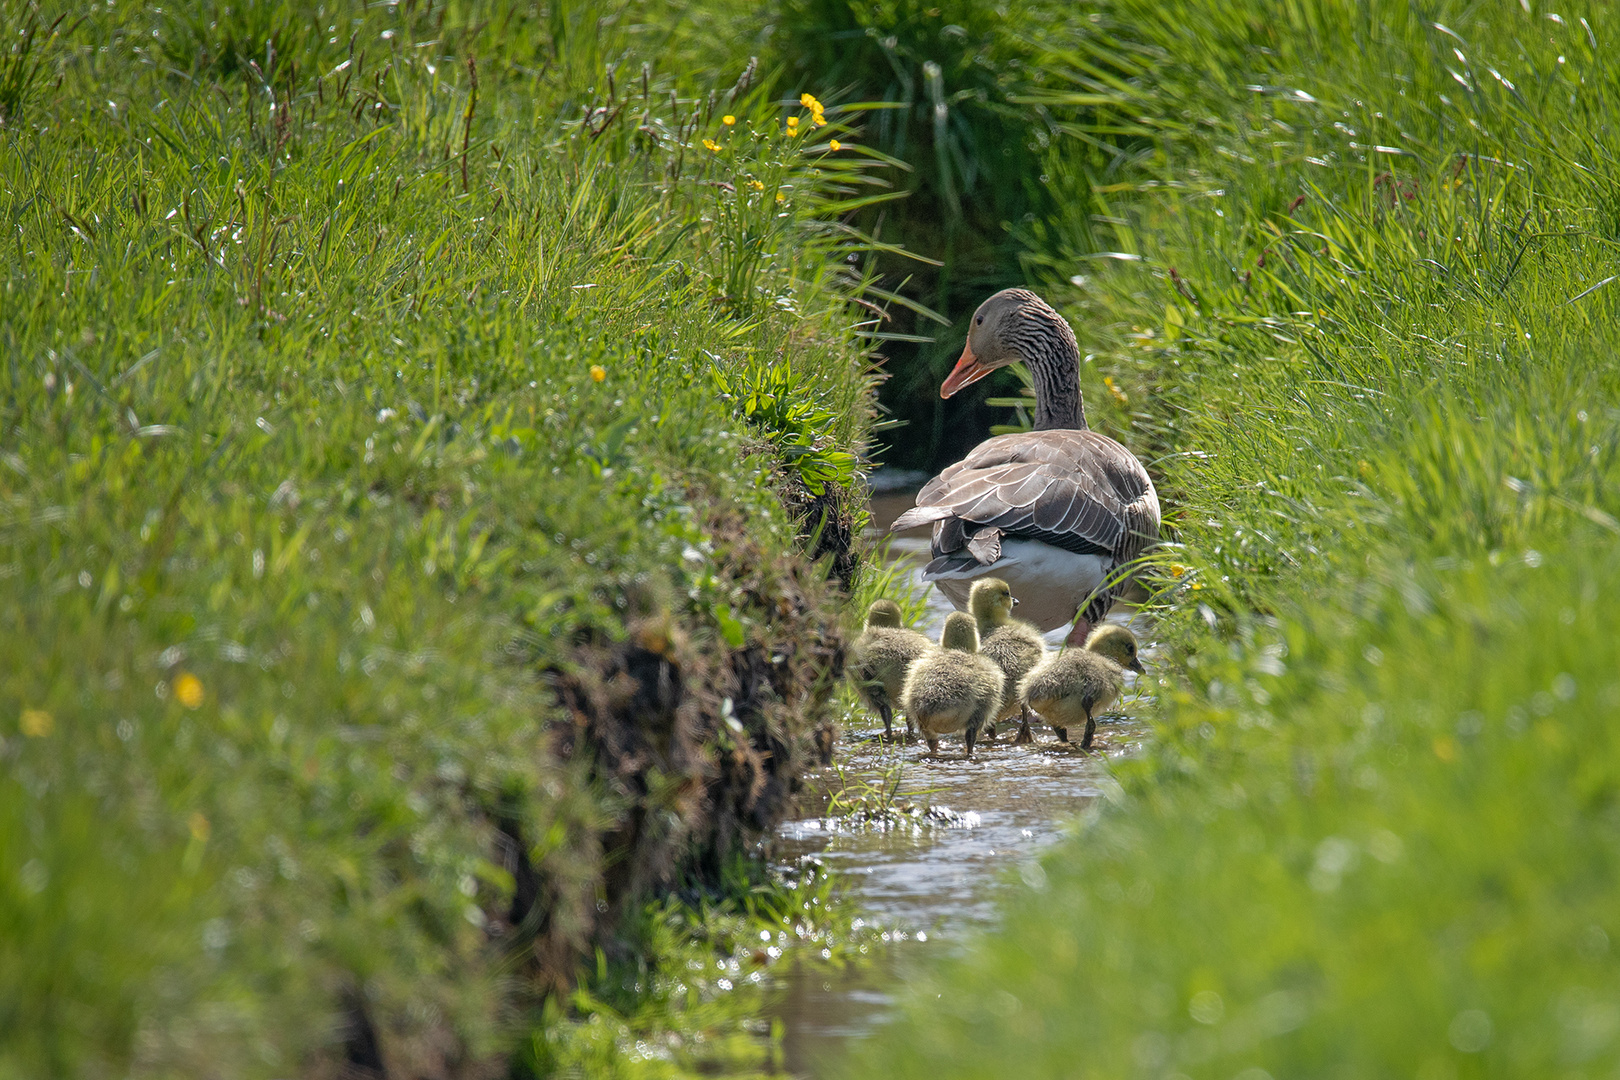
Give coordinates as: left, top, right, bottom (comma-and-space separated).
1012, 704, 1034, 745
1054, 725, 1070, 744
926, 737, 940, 754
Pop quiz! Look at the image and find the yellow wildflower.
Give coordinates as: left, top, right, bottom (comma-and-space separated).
829, 139, 841, 151
702, 138, 721, 152
786, 115, 798, 129
775, 191, 785, 204
174, 672, 204, 709
1103, 375, 1129, 405
722, 115, 736, 126
20, 708, 53, 737
749, 179, 765, 191
1169, 563, 1189, 578
590, 365, 607, 382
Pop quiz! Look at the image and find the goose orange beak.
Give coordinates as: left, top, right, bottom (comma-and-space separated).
940, 343, 993, 398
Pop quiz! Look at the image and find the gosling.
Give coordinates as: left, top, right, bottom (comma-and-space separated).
901, 611, 1005, 758
967, 578, 1047, 745
1018, 624, 1145, 749
849, 599, 932, 740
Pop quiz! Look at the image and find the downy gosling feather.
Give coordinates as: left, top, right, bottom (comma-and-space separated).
901, 611, 1004, 758
849, 599, 932, 740
1018, 623, 1144, 749
967, 578, 1047, 742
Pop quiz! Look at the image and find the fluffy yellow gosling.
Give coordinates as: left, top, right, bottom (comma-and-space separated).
1018, 623, 1144, 749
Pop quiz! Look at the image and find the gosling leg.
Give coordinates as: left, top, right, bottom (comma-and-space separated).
926, 737, 939, 754
964, 722, 978, 760
1054, 725, 1069, 744
1082, 713, 1097, 750
879, 702, 894, 742
1013, 704, 1034, 745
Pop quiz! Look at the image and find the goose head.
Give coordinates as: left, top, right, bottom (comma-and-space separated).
967, 577, 1016, 627
941, 288, 1082, 395
940, 611, 981, 652
1083, 623, 1145, 673
865, 599, 904, 630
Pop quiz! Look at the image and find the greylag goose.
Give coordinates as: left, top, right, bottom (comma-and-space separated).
966, 578, 1046, 743
1018, 624, 1144, 748
849, 599, 932, 740
890, 288, 1160, 641
901, 611, 1004, 757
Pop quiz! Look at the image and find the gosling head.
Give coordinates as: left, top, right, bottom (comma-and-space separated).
865, 599, 904, 630
940, 611, 981, 652
967, 577, 1017, 626
1084, 623, 1145, 673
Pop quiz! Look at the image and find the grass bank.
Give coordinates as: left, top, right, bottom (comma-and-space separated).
0, 2, 889, 1075
853, 1, 1620, 1076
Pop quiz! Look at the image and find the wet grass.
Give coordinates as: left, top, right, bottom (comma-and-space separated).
849, 1, 1620, 1077
0, 1, 896, 1075
522, 858, 878, 1078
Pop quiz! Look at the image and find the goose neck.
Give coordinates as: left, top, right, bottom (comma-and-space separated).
1030, 339, 1085, 431
1019, 314, 1086, 431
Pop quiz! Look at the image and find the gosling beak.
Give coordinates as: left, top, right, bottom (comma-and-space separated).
1128, 659, 1146, 674
1010, 596, 1020, 606
940, 342, 994, 399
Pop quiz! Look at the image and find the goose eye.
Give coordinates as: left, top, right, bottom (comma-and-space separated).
975, 315, 984, 325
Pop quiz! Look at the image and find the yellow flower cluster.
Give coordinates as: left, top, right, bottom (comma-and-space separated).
702, 138, 721, 152
829, 139, 841, 151
800, 93, 828, 126
590, 365, 607, 382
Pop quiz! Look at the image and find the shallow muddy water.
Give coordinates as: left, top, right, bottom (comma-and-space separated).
765, 493, 1155, 1077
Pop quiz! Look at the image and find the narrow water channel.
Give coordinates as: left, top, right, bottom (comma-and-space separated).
764, 492, 1155, 1078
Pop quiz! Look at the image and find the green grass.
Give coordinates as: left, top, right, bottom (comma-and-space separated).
0, 1, 895, 1075
849, 1, 1620, 1076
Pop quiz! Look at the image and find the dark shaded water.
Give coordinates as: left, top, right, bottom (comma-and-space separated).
766, 493, 1155, 1076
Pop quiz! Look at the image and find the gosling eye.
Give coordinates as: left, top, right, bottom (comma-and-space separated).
975, 314, 984, 325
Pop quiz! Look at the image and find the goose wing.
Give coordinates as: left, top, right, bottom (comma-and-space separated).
890, 430, 1159, 568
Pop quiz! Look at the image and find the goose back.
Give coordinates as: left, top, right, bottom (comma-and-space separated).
891, 429, 1160, 630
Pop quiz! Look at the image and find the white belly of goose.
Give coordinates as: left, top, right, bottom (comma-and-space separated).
924, 540, 1111, 634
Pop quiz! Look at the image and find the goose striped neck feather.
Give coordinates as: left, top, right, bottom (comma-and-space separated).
996, 289, 1085, 431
